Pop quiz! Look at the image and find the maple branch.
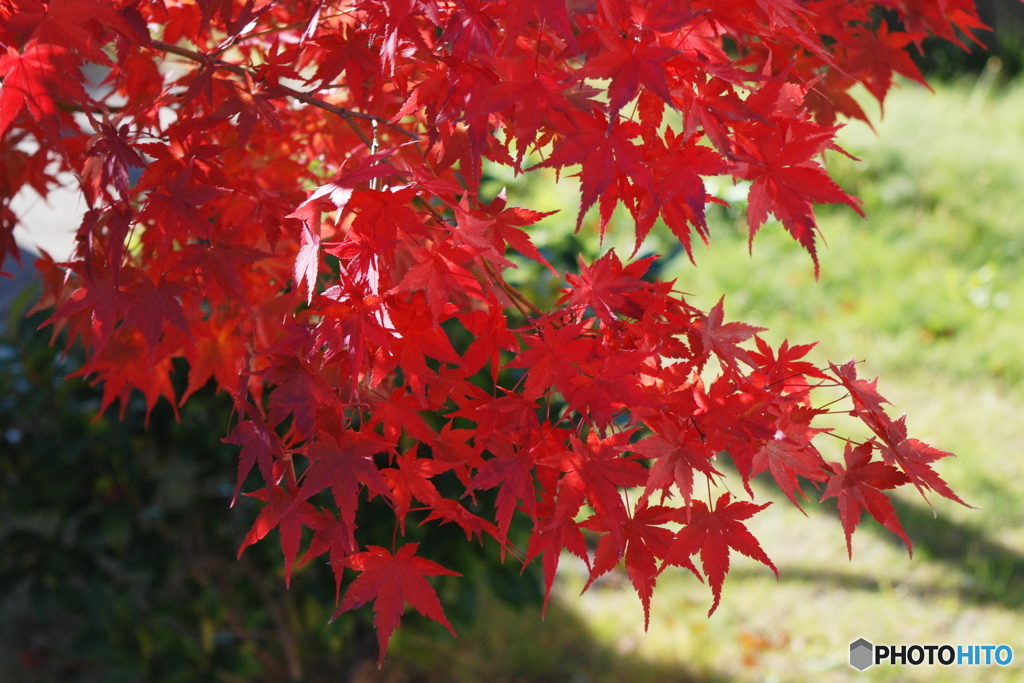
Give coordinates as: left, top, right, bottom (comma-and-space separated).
815, 394, 851, 412
762, 370, 816, 390
689, 416, 707, 443
56, 101, 125, 115
212, 10, 361, 55
482, 259, 544, 319
820, 430, 870, 444
150, 40, 421, 145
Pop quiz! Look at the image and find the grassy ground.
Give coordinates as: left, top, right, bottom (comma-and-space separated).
545, 79, 1024, 681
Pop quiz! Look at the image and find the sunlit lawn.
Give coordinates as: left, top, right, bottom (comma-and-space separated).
478, 77, 1024, 682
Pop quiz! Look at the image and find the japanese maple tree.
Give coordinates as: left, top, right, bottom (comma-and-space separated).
0, 0, 981, 665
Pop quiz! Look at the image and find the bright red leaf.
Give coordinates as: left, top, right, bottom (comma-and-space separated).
663, 493, 778, 616
822, 441, 912, 558
582, 500, 695, 629
334, 544, 460, 667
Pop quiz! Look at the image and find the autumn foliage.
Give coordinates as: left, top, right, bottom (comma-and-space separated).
0, 0, 981, 665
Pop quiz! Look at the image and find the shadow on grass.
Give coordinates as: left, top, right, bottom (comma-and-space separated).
734, 494, 1024, 611
376, 588, 731, 683
889, 498, 1024, 608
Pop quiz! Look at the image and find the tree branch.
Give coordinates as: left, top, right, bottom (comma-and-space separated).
482, 259, 545, 319
150, 39, 421, 146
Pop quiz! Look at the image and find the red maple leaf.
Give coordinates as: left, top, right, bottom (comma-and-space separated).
300, 509, 358, 600
645, 131, 728, 259
523, 486, 589, 615
0, 42, 87, 137
582, 500, 696, 629
140, 165, 223, 248
458, 300, 518, 379
288, 431, 393, 532
334, 544, 460, 667
223, 418, 282, 505
748, 336, 830, 393
382, 445, 453, 533
847, 24, 929, 107
869, 413, 969, 507
497, 0, 577, 54
577, 28, 677, 118
822, 441, 911, 558
689, 297, 766, 370
830, 359, 890, 416
347, 188, 425, 266
419, 498, 497, 544
391, 242, 485, 321
465, 435, 536, 553
293, 214, 321, 305
532, 114, 655, 230
2, 0, 135, 62
376, 293, 465, 404
560, 250, 654, 325
470, 57, 573, 163
289, 151, 398, 225
121, 275, 192, 353
175, 239, 270, 304
506, 321, 595, 400
734, 111, 864, 275
82, 121, 147, 202
561, 348, 655, 430
635, 418, 722, 514
264, 358, 343, 440
749, 417, 829, 510
547, 430, 648, 553
449, 193, 556, 271
238, 485, 316, 587
662, 492, 778, 615
78, 326, 179, 422
449, 387, 542, 444
366, 387, 438, 446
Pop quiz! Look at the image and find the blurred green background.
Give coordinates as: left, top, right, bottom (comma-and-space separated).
5, 28, 1024, 683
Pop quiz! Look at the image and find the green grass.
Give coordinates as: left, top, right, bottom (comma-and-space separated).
521, 78, 1024, 682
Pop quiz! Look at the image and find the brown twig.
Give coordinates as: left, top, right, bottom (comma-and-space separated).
150, 39, 421, 146
482, 259, 544, 319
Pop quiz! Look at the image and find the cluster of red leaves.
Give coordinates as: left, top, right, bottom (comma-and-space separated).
1, 0, 978, 665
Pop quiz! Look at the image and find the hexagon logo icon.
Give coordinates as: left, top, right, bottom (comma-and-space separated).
850, 638, 874, 671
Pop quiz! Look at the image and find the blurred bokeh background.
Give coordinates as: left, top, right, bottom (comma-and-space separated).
4, 9, 1024, 682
